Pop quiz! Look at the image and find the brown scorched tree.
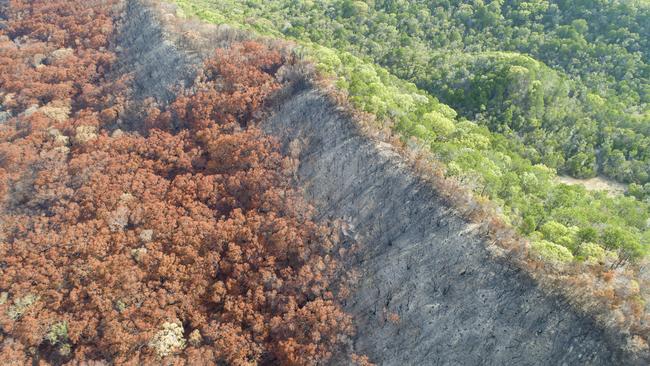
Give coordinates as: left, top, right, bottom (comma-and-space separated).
0, 1, 358, 365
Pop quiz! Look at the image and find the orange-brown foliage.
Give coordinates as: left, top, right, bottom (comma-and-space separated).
0, 1, 356, 364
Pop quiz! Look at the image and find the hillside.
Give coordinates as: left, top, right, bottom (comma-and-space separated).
174, 0, 650, 185
0, 0, 649, 365
172, 0, 650, 358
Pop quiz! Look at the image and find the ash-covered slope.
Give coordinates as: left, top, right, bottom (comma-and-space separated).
116, 1, 645, 364
114, 3, 193, 104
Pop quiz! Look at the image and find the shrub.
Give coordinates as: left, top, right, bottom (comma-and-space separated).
539, 221, 578, 250
577, 242, 606, 264
6, 295, 39, 321
531, 240, 574, 264
45, 321, 71, 356
149, 322, 186, 358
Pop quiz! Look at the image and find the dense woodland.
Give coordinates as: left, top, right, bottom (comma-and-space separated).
177, 0, 650, 265
0, 1, 363, 364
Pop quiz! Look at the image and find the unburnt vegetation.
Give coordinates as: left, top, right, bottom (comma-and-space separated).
0, 1, 361, 364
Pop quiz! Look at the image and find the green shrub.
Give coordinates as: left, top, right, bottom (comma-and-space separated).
539, 221, 578, 250
531, 240, 574, 264
45, 321, 69, 345
6, 294, 39, 320
46, 321, 71, 356
577, 242, 606, 263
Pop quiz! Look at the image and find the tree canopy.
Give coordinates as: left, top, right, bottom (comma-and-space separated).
0, 1, 359, 364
